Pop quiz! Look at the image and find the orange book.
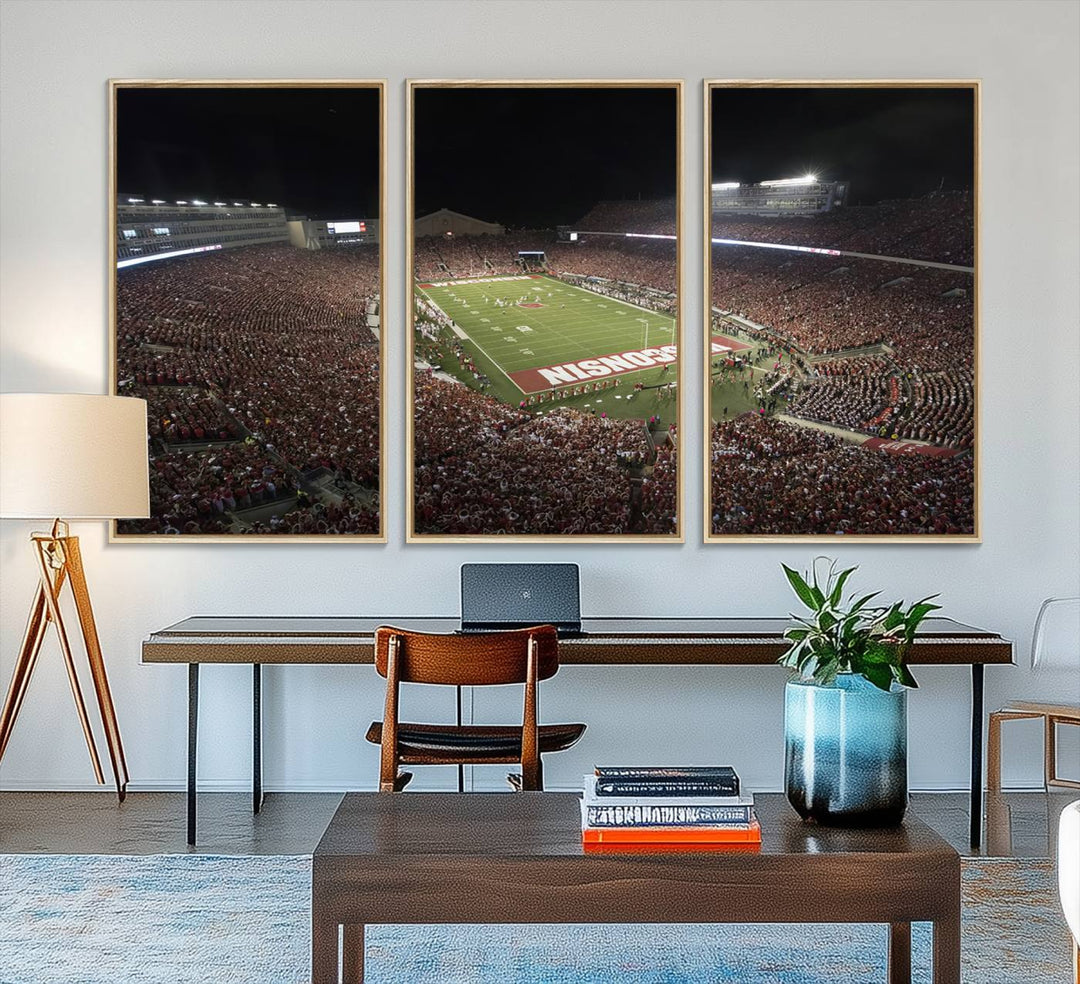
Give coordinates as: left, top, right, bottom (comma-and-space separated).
582, 818, 761, 845
583, 840, 761, 855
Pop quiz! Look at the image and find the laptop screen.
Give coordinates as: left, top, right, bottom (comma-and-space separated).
460, 563, 581, 630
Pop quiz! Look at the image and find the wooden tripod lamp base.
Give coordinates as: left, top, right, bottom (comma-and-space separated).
0, 520, 130, 800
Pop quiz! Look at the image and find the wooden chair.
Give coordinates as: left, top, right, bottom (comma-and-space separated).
365, 625, 586, 792
988, 598, 1079, 793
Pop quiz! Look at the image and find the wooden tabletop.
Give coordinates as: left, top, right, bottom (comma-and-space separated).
142, 615, 1013, 666
312, 792, 960, 928
315, 791, 953, 860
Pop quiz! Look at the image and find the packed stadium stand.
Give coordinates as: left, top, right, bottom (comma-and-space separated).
116, 242, 380, 535
413, 371, 674, 535
710, 414, 974, 536
712, 191, 973, 266
707, 186, 975, 535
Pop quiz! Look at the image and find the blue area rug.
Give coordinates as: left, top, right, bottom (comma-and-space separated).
0, 854, 1070, 983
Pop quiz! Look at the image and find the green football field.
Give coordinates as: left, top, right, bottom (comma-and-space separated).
415, 273, 679, 423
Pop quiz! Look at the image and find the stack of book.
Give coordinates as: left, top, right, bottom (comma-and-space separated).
581, 766, 760, 848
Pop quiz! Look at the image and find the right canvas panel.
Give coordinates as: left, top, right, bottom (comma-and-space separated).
705, 82, 979, 541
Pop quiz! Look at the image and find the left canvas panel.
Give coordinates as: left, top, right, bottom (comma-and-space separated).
110, 81, 385, 540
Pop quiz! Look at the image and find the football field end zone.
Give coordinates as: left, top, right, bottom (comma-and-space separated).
509, 344, 679, 395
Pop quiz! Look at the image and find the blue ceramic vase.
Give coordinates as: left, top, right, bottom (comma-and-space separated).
784, 672, 908, 826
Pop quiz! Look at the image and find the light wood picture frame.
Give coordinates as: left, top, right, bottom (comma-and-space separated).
108, 79, 387, 542
703, 80, 980, 543
407, 80, 683, 543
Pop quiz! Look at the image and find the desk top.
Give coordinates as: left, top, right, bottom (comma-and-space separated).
142, 615, 1013, 666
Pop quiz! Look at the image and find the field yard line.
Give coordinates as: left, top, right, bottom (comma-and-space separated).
546, 274, 677, 328
416, 283, 523, 393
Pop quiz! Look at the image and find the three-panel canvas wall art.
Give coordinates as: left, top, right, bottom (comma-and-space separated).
109, 79, 978, 543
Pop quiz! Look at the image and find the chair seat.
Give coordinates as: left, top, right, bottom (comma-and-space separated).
365, 721, 586, 760
994, 701, 1080, 720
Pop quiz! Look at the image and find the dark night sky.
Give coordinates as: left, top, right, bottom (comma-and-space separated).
710, 87, 975, 205
117, 87, 380, 218
413, 87, 677, 228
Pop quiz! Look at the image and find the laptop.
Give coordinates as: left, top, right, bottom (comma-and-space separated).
460, 563, 582, 637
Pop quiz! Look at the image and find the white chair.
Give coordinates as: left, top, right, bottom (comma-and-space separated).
1059, 799, 1080, 983
988, 598, 1080, 791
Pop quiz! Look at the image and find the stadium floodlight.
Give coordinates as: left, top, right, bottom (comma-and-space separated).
711, 182, 740, 190
151, 199, 166, 204
126, 197, 145, 203
267, 203, 278, 207
250, 202, 263, 207
759, 175, 819, 187
233, 202, 244, 206
192, 199, 207, 205
213, 202, 227, 206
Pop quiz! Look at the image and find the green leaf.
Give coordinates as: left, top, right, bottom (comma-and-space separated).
829, 566, 856, 607
782, 564, 818, 610
895, 664, 919, 689
849, 591, 880, 613
863, 663, 894, 692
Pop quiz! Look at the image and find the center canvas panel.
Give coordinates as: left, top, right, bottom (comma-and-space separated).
408, 82, 682, 541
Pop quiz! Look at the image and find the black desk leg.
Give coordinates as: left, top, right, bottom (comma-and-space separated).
187, 663, 199, 847
456, 684, 465, 793
969, 663, 984, 848
253, 664, 263, 814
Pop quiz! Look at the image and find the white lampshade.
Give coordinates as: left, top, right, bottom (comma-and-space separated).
1031, 597, 1080, 672
0, 393, 150, 520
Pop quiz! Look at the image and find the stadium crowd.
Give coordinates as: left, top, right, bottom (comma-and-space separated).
640, 436, 678, 534
574, 198, 677, 236
413, 372, 669, 535
787, 357, 894, 433
712, 191, 974, 266
413, 231, 678, 297
116, 243, 381, 535
710, 414, 974, 536
711, 248, 973, 366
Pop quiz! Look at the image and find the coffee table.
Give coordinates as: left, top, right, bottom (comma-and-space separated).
311, 792, 960, 983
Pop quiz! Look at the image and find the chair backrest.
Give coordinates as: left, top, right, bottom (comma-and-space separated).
374, 625, 560, 686
1031, 597, 1080, 671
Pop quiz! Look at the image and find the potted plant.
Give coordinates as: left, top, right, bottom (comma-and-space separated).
779, 558, 941, 826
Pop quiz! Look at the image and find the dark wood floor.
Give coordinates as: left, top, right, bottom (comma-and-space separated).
1, 788, 1074, 857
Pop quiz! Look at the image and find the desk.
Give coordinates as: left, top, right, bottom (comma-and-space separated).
141, 616, 1012, 846
311, 791, 961, 984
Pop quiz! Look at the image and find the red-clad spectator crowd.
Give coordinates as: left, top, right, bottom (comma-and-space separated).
710, 414, 974, 536
414, 231, 677, 297
713, 191, 974, 266
640, 435, 678, 534
574, 199, 677, 236
413, 372, 673, 535
115, 243, 380, 535
711, 248, 974, 368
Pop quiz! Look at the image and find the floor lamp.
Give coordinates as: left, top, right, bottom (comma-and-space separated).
0, 393, 150, 800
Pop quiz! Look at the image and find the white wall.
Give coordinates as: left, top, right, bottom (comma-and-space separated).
1, 0, 1077, 795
